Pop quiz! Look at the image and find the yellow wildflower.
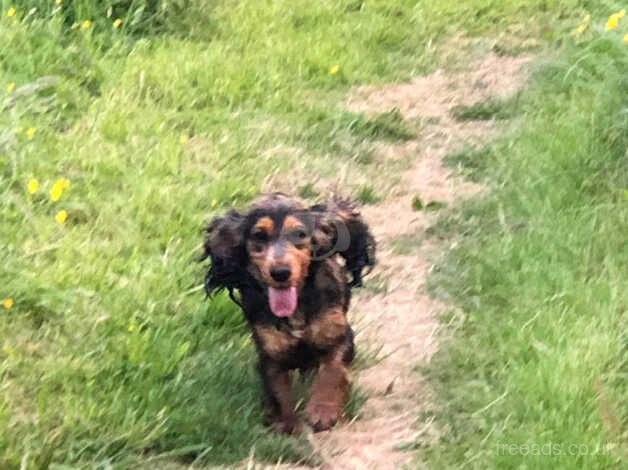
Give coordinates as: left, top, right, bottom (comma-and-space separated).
56, 0, 63, 5
26, 127, 36, 140
50, 181, 64, 201
328, 64, 340, 75
113, 18, 123, 29
27, 178, 39, 194
7, 82, 16, 93
82, 20, 92, 30
606, 13, 620, 31
55, 209, 68, 225
179, 134, 189, 145
127, 322, 138, 332
7, 7, 16, 17
583, 14, 591, 23
624, 33, 628, 43
2, 298, 13, 309
211, 198, 218, 208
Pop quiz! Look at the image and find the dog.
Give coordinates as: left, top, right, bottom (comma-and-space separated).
202, 193, 375, 433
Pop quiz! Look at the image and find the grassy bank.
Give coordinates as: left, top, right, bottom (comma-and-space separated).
424, 9, 627, 469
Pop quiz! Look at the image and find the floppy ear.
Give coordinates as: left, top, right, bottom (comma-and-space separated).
202, 210, 246, 297
310, 197, 376, 287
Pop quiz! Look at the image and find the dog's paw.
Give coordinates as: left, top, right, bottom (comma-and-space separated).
306, 401, 341, 432
269, 414, 301, 435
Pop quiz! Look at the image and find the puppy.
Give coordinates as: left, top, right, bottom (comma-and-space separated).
202, 193, 375, 433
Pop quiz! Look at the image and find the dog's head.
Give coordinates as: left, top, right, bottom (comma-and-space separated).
203, 193, 375, 318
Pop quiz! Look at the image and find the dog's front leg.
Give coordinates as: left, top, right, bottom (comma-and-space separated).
305, 346, 350, 432
259, 359, 299, 434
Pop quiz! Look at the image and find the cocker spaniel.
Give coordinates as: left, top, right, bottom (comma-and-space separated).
202, 193, 375, 433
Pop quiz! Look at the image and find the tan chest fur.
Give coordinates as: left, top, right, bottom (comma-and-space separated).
254, 307, 348, 360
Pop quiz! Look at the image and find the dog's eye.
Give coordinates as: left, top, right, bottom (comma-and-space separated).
251, 230, 269, 243
289, 229, 309, 244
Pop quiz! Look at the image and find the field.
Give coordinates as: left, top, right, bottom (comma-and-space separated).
0, 0, 626, 468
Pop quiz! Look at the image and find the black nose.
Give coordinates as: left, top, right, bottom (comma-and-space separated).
270, 265, 292, 283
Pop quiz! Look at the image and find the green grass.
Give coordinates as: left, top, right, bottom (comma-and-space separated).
356, 185, 381, 204
450, 93, 522, 121
0, 1, 446, 467
0, 0, 612, 468
423, 11, 628, 470
444, 145, 495, 182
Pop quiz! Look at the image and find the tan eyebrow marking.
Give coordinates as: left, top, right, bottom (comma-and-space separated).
254, 216, 274, 233
283, 215, 305, 231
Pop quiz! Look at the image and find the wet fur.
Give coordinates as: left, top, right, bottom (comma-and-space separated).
202, 193, 375, 433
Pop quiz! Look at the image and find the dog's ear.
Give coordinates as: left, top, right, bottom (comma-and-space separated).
309, 197, 376, 287
202, 210, 246, 296
308, 204, 337, 258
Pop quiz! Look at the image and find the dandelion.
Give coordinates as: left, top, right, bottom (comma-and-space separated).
55, 209, 68, 225
27, 178, 39, 194
7, 82, 15, 93
26, 127, 36, 140
7, 7, 16, 17
606, 13, 621, 31
50, 180, 65, 201
82, 20, 92, 30
113, 18, 123, 29
328, 64, 340, 74
2, 298, 13, 309
179, 134, 189, 145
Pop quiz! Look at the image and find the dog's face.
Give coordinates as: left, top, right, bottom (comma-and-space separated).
244, 202, 316, 317
205, 193, 332, 318
204, 193, 374, 319
246, 213, 312, 288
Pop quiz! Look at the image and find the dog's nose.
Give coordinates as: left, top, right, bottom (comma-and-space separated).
270, 265, 292, 283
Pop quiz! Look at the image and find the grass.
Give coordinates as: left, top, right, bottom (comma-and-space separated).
0, 1, 449, 467
444, 145, 495, 182
450, 93, 522, 121
355, 185, 381, 204
423, 10, 628, 470
0, 0, 612, 468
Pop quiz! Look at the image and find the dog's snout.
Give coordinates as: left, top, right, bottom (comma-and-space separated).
270, 265, 292, 283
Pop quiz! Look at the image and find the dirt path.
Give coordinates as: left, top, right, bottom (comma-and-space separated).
269, 53, 532, 470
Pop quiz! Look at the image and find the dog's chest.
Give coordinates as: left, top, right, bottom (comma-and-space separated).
276, 306, 347, 348
285, 309, 307, 339
255, 304, 348, 362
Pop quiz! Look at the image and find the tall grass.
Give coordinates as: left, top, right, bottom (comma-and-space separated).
424, 11, 627, 469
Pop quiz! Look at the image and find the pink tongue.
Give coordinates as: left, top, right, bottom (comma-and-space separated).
268, 286, 298, 317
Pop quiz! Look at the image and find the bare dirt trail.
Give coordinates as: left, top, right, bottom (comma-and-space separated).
268, 53, 533, 470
